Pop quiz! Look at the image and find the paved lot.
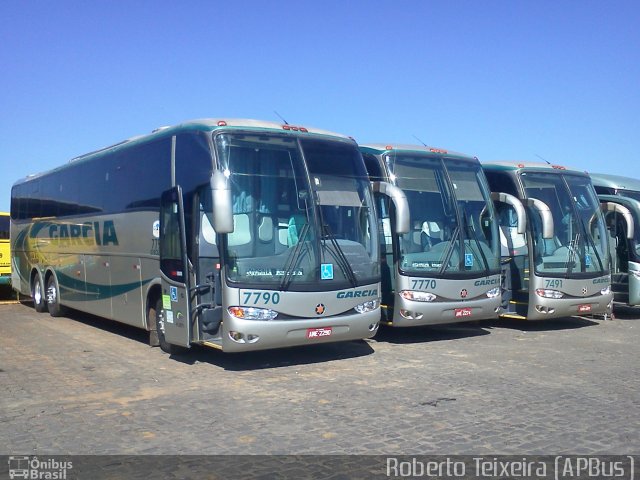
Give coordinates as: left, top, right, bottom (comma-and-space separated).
0, 302, 638, 455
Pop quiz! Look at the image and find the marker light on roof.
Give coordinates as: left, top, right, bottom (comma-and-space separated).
217, 120, 227, 126
518, 163, 525, 168
430, 148, 448, 154
385, 145, 393, 150
282, 125, 309, 132
552, 165, 566, 170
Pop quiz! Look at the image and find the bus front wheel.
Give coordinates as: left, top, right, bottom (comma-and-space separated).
153, 298, 188, 355
32, 272, 47, 313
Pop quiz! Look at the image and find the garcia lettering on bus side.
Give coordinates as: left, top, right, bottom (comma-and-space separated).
47, 220, 119, 246
336, 289, 378, 299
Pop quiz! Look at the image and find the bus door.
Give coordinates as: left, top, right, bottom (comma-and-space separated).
599, 197, 637, 304
374, 194, 395, 322
159, 186, 192, 348
492, 193, 528, 315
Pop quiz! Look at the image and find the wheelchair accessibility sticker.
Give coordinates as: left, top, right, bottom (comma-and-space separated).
170, 286, 178, 302
321, 263, 334, 280
465, 253, 474, 267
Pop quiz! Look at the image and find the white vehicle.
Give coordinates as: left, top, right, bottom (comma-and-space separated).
11, 119, 408, 353
483, 161, 625, 319
361, 144, 519, 326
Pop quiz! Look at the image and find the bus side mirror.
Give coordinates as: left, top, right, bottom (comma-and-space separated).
526, 198, 554, 239
372, 181, 410, 234
210, 170, 234, 234
490, 192, 527, 235
600, 202, 634, 239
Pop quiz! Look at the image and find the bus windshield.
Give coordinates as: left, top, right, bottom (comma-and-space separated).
389, 154, 500, 277
618, 189, 640, 203
214, 133, 378, 290
521, 172, 609, 276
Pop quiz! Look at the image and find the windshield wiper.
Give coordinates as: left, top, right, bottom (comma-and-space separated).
279, 222, 310, 291
575, 214, 604, 272
565, 232, 580, 276
462, 210, 490, 271
438, 225, 460, 275
322, 222, 358, 288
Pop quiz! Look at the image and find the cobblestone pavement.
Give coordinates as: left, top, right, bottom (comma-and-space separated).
1, 303, 638, 455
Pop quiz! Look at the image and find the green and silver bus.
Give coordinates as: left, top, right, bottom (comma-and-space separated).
590, 173, 639, 306
483, 161, 616, 320
360, 144, 522, 326
11, 119, 408, 353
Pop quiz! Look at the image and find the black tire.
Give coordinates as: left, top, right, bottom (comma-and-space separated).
31, 272, 47, 313
46, 275, 66, 317
152, 298, 188, 355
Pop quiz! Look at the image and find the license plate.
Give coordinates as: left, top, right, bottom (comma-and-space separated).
454, 307, 473, 318
306, 327, 333, 339
578, 304, 592, 313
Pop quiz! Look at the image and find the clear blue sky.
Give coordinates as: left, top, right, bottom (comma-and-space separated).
1, 0, 638, 212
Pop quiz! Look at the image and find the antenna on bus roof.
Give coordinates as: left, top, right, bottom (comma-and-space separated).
274, 110, 289, 125
412, 135, 428, 147
535, 154, 552, 165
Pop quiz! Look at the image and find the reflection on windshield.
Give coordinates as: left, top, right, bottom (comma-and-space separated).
388, 154, 500, 276
522, 172, 608, 275
212, 133, 378, 290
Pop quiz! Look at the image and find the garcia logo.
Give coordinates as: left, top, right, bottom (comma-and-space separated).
47, 220, 119, 246
336, 289, 378, 299
592, 277, 610, 284
474, 278, 499, 286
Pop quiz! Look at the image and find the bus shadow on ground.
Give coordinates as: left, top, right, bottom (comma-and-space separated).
486, 316, 600, 332
63, 307, 376, 370
373, 322, 490, 345
64, 308, 151, 345
612, 305, 640, 320
170, 339, 375, 371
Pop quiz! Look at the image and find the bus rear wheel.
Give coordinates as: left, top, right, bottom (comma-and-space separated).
46, 275, 66, 317
152, 298, 188, 355
32, 272, 47, 313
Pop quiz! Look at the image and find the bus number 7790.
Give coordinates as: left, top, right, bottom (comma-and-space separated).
242, 291, 281, 305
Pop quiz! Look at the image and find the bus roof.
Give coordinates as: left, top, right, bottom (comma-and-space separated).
14, 118, 354, 186
589, 173, 640, 193
359, 143, 476, 161
482, 160, 588, 176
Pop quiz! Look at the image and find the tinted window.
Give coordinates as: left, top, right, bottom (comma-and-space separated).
485, 170, 518, 197
362, 153, 384, 181
11, 137, 172, 220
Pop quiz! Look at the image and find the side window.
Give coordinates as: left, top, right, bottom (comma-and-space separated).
160, 190, 186, 283
485, 171, 518, 197
362, 153, 384, 181
121, 139, 172, 211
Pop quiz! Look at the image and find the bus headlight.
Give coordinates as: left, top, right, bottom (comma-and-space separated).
228, 306, 278, 321
399, 290, 436, 302
486, 287, 501, 298
600, 285, 611, 295
535, 289, 564, 299
354, 299, 380, 314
